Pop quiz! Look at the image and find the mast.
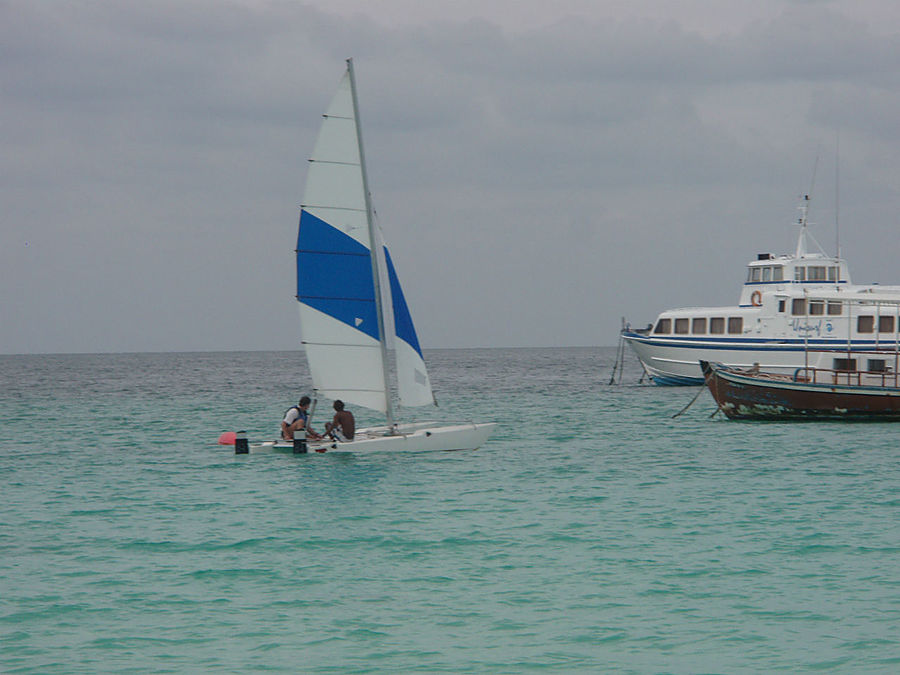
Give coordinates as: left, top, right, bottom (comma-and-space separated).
795, 194, 810, 258
347, 58, 396, 429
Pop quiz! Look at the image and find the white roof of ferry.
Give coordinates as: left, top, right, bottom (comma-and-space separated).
787, 288, 900, 303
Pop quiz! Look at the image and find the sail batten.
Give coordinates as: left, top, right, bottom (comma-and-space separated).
309, 160, 360, 167
301, 341, 382, 348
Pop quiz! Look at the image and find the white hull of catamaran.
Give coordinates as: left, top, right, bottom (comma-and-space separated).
245, 422, 497, 455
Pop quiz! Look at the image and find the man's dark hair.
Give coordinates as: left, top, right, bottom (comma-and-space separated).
333, 400, 344, 411
299, 396, 311, 406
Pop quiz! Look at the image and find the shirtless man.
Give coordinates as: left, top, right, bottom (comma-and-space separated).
325, 400, 355, 441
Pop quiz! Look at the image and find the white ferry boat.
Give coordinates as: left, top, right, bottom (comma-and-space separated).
623, 198, 900, 385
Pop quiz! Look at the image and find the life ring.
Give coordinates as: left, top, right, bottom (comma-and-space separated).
750, 290, 762, 307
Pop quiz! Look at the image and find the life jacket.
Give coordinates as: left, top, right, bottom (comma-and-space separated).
284, 406, 307, 424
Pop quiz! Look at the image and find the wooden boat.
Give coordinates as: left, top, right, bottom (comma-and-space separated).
700, 358, 900, 420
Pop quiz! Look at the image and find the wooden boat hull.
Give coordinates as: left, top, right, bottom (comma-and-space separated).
245, 422, 497, 454
701, 360, 900, 420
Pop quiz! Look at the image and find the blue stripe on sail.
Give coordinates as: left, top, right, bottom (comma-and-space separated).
296, 210, 378, 341
384, 247, 423, 358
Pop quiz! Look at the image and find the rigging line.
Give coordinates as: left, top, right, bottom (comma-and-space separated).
609, 320, 623, 385
637, 359, 651, 385
609, 327, 625, 385
606, 337, 622, 385
671, 384, 707, 418
808, 147, 820, 204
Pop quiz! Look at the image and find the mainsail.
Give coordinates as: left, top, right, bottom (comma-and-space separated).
296, 60, 435, 417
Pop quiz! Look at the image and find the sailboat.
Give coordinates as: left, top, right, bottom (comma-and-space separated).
248, 59, 496, 454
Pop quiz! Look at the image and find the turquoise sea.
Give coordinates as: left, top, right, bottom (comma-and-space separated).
2, 347, 898, 673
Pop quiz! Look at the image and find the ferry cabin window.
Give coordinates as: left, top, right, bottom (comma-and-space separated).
808, 266, 827, 281
778, 300, 786, 313
674, 318, 689, 334
654, 318, 671, 334
828, 267, 838, 282
879, 315, 895, 333
795, 267, 806, 282
792, 298, 806, 315
749, 265, 784, 283
827, 302, 842, 316
692, 318, 707, 334
868, 359, 887, 372
833, 358, 857, 371
710, 317, 725, 334
809, 300, 825, 316
857, 316, 874, 333
727, 317, 743, 334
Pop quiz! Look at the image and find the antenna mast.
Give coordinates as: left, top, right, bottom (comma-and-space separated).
795, 152, 824, 259
835, 131, 841, 259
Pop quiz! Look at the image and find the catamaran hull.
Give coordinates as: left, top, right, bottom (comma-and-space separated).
245, 422, 497, 454
701, 360, 900, 420
624, 332, 878, 386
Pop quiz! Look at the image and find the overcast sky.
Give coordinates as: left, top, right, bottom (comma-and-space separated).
3, 0, 900, 353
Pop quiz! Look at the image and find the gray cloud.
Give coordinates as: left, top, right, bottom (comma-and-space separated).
2, 1, 899, 353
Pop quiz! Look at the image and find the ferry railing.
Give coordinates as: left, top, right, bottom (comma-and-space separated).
792, 347, 900, 388
793, 365, 900, 388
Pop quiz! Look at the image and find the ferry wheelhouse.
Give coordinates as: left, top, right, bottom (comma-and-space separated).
623, 199, 900, 385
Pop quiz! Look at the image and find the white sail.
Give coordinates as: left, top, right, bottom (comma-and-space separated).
297, 60, 437, 417
296, 68, 387, 413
